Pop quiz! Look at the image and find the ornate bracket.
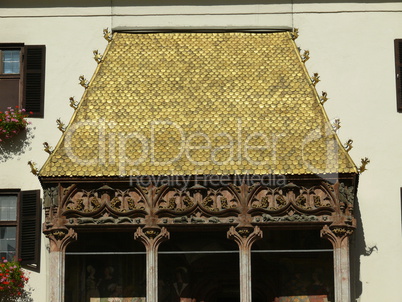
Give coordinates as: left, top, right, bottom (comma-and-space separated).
134, 226, 170, 251
227, 225, 262, 249
45, 228, 77, 252
320, 224, 353, 249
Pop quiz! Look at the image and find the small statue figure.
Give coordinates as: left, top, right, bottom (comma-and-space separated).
291, 28, 299, 40
43, 142, 53, 154
320, 91, 328, 104
103, 28, 113, 42
79, 75, 89, 89
28, 161, 39, 176
311, 73, 320, 86
332, 119, 341, 131
93, 50, 103, 64
344, 139, 353, 152
56, 118, 65, 132
301, 50, 310, 63
359, 157, 370, 173
69, 97, 78, 110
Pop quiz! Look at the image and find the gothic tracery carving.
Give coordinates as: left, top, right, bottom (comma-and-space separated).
45, 181, 355, 229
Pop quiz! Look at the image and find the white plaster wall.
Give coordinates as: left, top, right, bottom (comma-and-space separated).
0, 1, 401, 301
294, 7, 402, 301
0, 8, 111, 301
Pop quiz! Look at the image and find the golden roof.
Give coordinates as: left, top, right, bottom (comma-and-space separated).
40, 31, 357, 177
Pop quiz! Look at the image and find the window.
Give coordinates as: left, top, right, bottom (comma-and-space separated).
0, 44, 45, 118
65, 232, 146, 301
0, 189, 41, 271
395, 39, 402, 112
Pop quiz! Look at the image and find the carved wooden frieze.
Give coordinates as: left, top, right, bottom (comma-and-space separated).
248, 182, 336, 217
155, 185, 240, 216
42, 180, 356, 231
62, 185, 148, 218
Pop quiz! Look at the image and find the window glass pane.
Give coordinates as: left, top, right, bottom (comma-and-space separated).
65, 232, 146, 302
0, 195, 17, 221
2, 50, 20, 74
252, 229, 334, 302
159, 231, 240, 302
0, 226, 17, 261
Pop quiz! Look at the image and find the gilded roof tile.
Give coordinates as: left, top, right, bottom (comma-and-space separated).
40, 32, 357, 177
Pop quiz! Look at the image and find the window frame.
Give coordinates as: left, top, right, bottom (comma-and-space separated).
0, 43, 45, 118
0, 189, 21, 261
0, 189, 41, 272
0, 43, 24, 77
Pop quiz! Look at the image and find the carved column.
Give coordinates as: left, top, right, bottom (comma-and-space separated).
228, 225, 262, 302
135, 226, 170, 302
321, 225, 353, 302
45, 228, 77, 302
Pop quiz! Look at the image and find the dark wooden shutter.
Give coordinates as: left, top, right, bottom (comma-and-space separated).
19, 190, 41, 272
395, 39, 402, 112
23, 45, 45, 118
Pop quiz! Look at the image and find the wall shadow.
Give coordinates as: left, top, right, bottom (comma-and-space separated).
350, 196, 377, 301
0, 127, 35, 163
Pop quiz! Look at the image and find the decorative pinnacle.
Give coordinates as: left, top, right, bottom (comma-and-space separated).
291, 28, 299, 40
56, 118, 66, 133
311, 73, 320, 86
320, 91, 328, 104
103, 28, 113, 42
79, 75, 89, 89
28, 161, 39, 176
359, 157, 370, 173
344, 139, 353, 152
301, 50, 310, 63
43, 142, 53, 154
69, 97, 78, 110
332, 119, 341, 131
93, 50, 103, 64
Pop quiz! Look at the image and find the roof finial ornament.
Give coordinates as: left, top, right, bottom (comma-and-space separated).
332, 118, 341, 131
79, 75, 89, 89
320, 91, 328, 104
359, 157, 370, 173
43, 142, 53, 154
311, 73, 320, 86
93, 50, 103, 64
301, 50, 310, 63
291, 28, 299, 40
28, 161, 39, 176
103, 28, 113, 42
344, 139, 353, 152
56, 118, 66, 133
69, 97, 79, 110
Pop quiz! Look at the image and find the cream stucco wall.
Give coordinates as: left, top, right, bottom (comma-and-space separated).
0, 1, 401, 301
